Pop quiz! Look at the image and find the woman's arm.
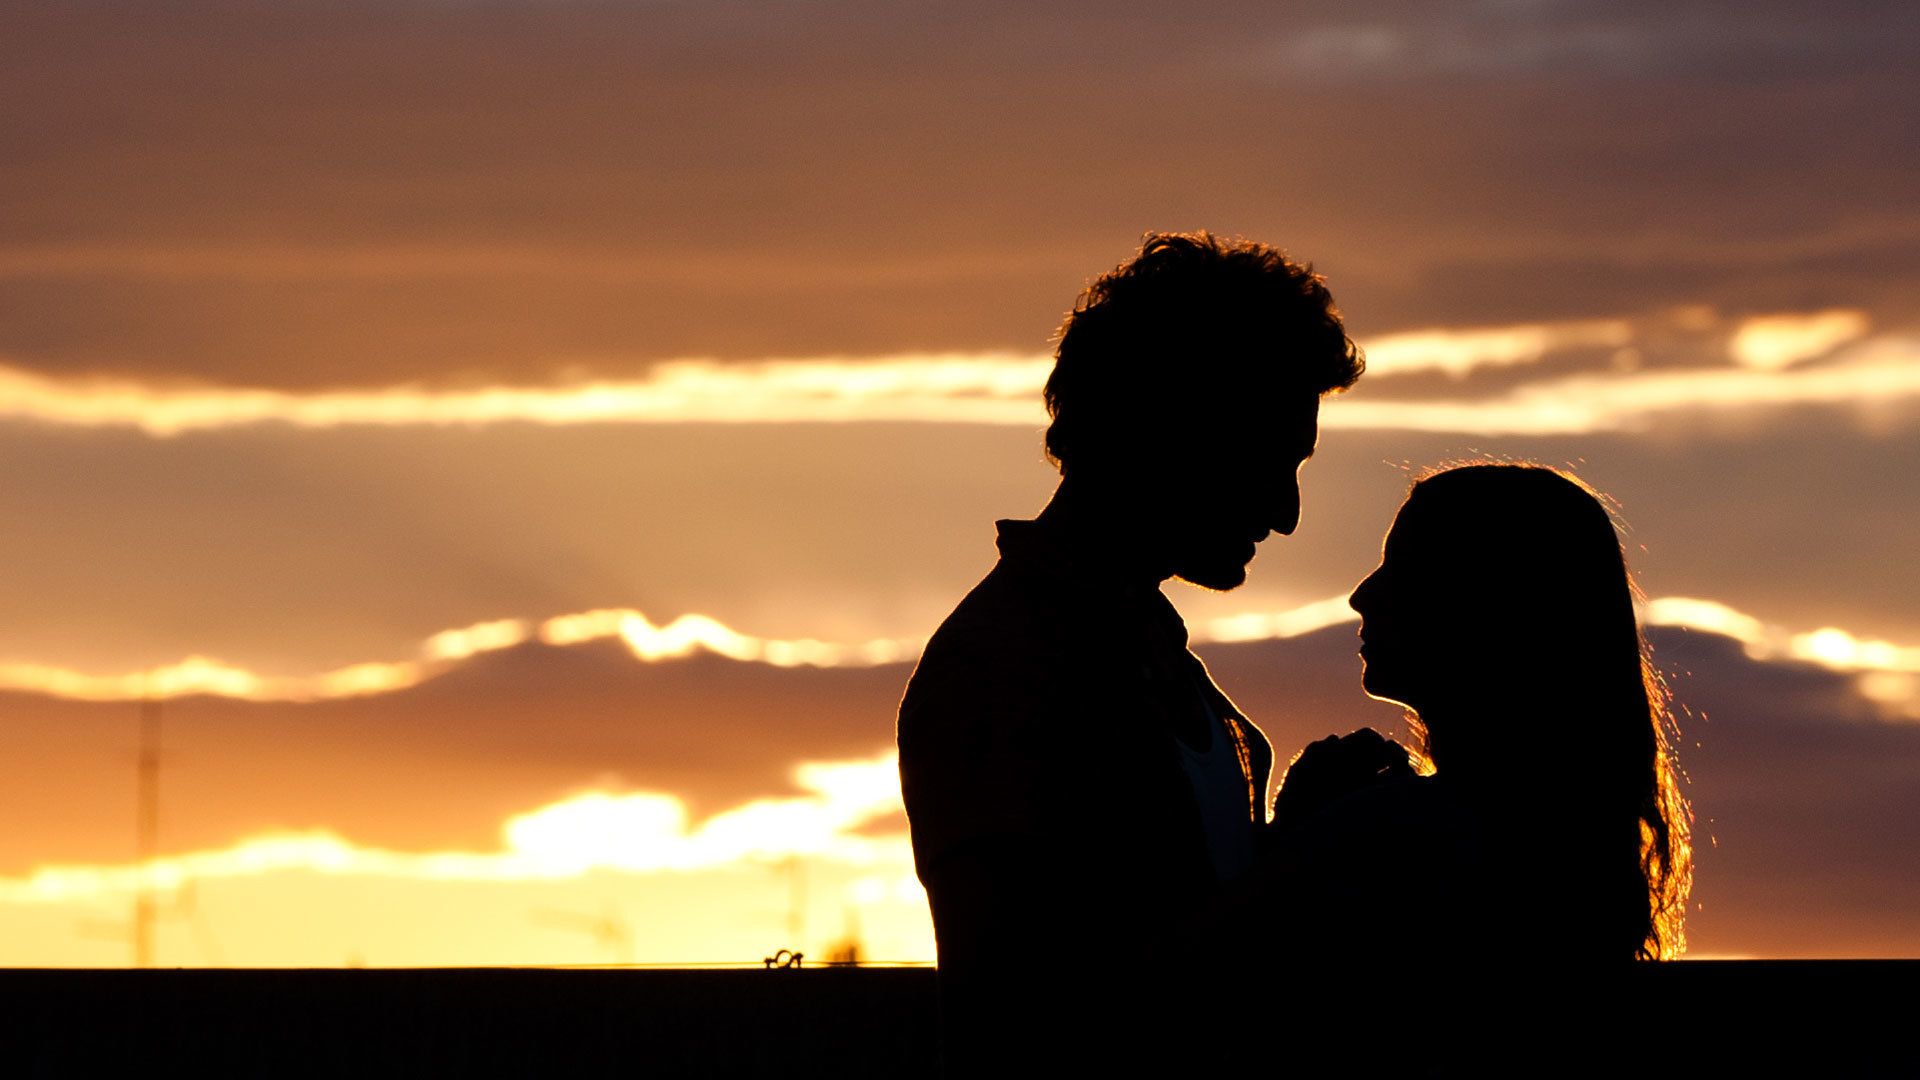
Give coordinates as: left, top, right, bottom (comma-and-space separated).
1269, 727, 1416, 833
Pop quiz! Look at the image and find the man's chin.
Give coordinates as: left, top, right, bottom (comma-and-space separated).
1172, 562, 1249, 592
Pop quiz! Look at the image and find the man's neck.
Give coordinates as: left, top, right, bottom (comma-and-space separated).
1033, 475, 1171, 589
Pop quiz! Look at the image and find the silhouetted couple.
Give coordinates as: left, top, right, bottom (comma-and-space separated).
897, 233, 1692, 1073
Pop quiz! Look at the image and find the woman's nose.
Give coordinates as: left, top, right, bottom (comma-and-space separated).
1350, 569, 1381, 613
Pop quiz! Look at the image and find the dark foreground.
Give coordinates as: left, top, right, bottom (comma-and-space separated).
0, 962, 1913, 1077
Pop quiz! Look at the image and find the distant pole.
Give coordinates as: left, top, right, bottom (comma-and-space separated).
133, 697, 161, 968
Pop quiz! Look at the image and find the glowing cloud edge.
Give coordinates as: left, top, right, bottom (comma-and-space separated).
2, 594, 1915, 709
4, 596, 1917, 909
0, 751, 916, 905
0, 313, 1907, 437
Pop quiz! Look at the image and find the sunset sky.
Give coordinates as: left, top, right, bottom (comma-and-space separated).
2, 1, 1916, 966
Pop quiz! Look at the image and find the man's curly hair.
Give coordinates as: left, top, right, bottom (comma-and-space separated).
1043, 231, 1364, 470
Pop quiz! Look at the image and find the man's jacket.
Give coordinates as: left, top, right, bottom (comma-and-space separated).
897, 518, 1274, 1066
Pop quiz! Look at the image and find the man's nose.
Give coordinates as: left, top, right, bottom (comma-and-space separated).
1273, 475, 1303, 535
1274, 501, 1302, 536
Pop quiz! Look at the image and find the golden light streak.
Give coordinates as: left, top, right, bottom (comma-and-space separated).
1359, 319, 1631, 378
535, 609, 919, 667
0, 316, 1910, 436
0, 751, 909, 906
422, 618, 530, 661
1641, 597, 1768, 644
1323, 336, 1920, 435
1195, 594, 1360, 643
0, 655, 423, 703
1728, 309, 1870, 370
0, 596, 1356, 705
1226, 594, 1920, 719
0, 354, 1052, 436
1645, 597, 1920, 719
0, 615, 535, 703
1645, 597, 1920, 674
0, 610, 923, 703
5, 595, 1917, 706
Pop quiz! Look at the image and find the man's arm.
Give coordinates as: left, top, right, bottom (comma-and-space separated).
898, 632, 1070, 958
898, 631, 1107, 1062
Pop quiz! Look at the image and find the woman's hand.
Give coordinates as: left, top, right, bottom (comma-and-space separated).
1271, 727, 1416, 831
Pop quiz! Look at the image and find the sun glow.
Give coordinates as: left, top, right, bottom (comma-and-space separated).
1727, 309, 1870, 370
0, 752, 909, 906
0, 751, 933, 967
0, 599, 1913, 962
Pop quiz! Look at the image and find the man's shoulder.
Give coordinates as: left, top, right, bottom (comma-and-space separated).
894, 559, 1086, 857
900, 561, 1069, 722
922, 558, 1072, 660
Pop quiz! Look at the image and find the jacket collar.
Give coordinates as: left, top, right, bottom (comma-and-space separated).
993, 517, 1191, 649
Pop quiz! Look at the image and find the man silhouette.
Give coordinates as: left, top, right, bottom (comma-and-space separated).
897, 232, 1364, 1070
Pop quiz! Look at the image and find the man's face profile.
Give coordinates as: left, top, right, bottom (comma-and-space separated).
1157, 392, 1320, 592
1042, 235, 1361, 591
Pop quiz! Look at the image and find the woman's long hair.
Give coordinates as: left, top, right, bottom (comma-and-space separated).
1392, 463, 1692, 960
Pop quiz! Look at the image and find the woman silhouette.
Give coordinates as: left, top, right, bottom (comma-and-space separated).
1272, 463, 1691, 965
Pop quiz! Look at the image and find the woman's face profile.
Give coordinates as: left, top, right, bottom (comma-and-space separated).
1351, 472, 1596, 722
1349, 501, 1461, 715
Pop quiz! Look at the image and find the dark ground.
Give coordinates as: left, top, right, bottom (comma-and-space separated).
0, 962, 1912, 1077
